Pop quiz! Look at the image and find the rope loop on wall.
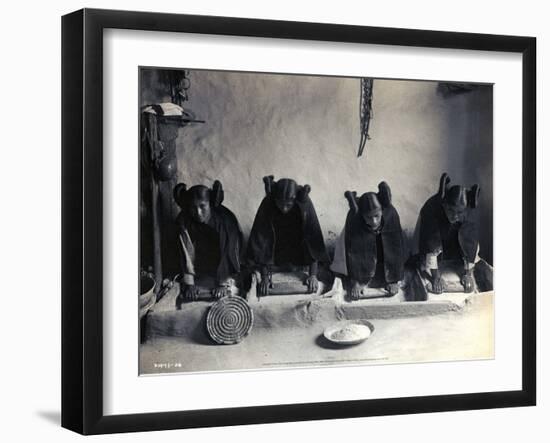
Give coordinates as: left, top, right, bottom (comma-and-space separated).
358, 78, 374, 157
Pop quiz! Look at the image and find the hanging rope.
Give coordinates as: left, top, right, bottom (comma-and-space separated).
358, 78, 374, 157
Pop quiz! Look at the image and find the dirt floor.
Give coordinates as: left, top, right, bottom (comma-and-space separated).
139, 292, 493, 374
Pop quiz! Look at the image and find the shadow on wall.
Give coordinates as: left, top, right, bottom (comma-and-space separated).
140, 69, 493, 265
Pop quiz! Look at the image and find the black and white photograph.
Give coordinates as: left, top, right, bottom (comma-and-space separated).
138, 67, 494, 375
1, 0, 546, 440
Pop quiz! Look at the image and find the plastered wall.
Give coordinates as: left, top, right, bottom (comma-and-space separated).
141, 69, 493, 264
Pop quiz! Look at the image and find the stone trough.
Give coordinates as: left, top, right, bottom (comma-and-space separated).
143, 275, 488, 342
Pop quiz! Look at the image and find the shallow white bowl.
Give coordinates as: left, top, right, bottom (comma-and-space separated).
323, 319, 375, 346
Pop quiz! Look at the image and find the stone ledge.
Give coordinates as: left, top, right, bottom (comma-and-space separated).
144, 282, 492, 341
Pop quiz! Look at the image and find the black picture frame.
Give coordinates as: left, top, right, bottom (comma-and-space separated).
61, 8, 536, 435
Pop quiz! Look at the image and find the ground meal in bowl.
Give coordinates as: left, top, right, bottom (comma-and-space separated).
330, 323, 371, 341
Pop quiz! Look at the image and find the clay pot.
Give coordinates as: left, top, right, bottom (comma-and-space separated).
139, 275, 156, 319
155, 156, 177, 181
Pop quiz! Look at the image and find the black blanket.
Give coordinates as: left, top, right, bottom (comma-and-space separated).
246, 196, 329, 267
418, 194, 479, 264
176, 205, 243, 283
345, 205, 404, 284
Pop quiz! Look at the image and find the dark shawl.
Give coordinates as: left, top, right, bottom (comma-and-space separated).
345, 205, 404, 284
418, 194, 479, 264
246, 195, 329, 267
176, 205, 243, 283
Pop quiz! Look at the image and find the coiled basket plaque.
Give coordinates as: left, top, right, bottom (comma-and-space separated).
206, 296, 253, 345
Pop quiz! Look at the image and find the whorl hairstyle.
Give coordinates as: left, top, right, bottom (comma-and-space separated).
345, 181, 393, 214
438, 172, 480, 209
173, 180, 225, 209
263, 176, 311, 203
